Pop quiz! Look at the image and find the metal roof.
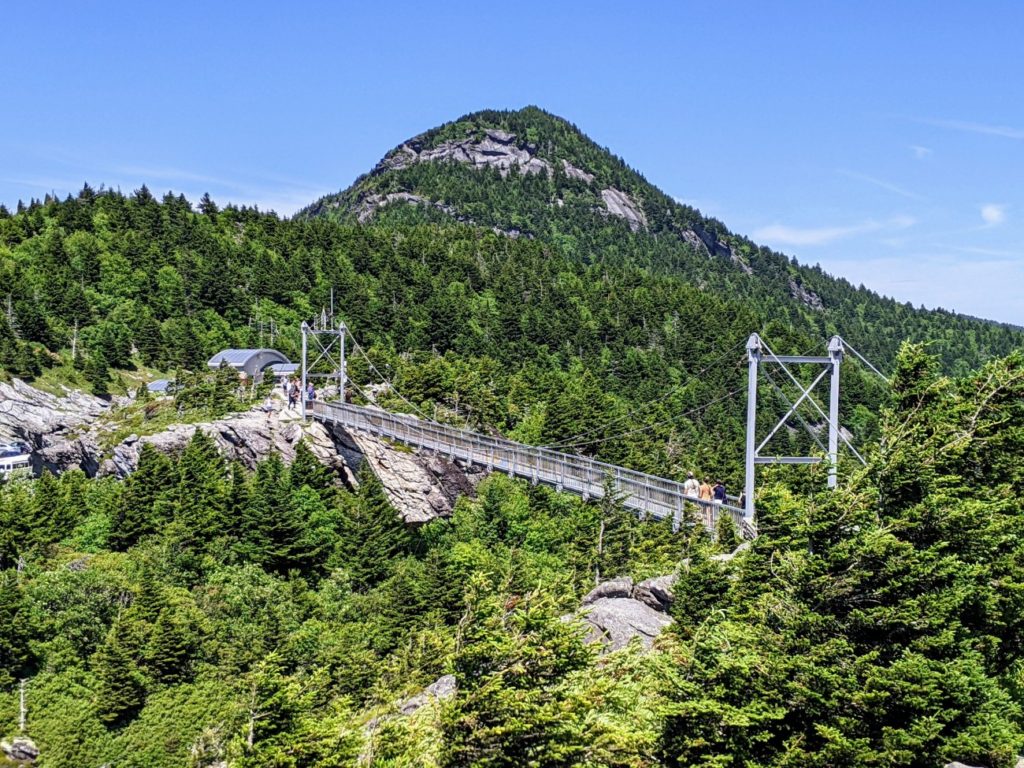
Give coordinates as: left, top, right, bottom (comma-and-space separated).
267, 363, 299, 373
207, 349, 291, 368
147, 379, 172, 392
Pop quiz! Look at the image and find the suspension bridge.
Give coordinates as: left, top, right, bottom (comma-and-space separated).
299, 316, 883, 542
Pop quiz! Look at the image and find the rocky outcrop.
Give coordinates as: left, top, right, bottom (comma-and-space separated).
576, 574, 678, 650
0, 379, 109, 474
561, 159, 595, 183
2, 378, 480, 524
600, 188, 647, 231
355, 192, 461, 225
99, 409, 348, 480
1, 736, 39, 763
382, 129, 552, 178
788, 277, 824, 310
330, 423, 483, 524
397, 674, 457, 716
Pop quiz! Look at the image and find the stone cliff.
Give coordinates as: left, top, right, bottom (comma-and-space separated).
0, 379, 478, 523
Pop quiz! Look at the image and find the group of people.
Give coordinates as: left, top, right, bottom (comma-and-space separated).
283, 377, 316, 410
682, 472, 728, 505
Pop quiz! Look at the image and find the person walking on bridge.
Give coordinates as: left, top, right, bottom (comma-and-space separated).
683, 471, 700, 500
698, 477, 714, 528
713, 480, 727, 507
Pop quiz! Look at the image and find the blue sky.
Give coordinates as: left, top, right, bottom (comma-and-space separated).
3, 1, 1023, 325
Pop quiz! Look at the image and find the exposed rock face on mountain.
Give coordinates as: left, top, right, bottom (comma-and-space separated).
0, 378, 110, 475
99, 410, 347, 479
1, 378, 478, 523
329, 422, 483, 524
788, 277, 824, 310
575, 575, 678, 650
383, 128, 552, 177
600, 188, 647, 231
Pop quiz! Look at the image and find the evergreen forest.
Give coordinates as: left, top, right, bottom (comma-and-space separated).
1, 107, 1023, 766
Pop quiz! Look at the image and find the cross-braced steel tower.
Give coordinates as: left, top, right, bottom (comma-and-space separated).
743, 333, 865, 521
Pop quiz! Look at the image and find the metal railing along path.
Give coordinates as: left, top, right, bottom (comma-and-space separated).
311, 401, 756, 539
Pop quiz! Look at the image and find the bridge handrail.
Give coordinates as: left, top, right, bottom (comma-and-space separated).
312, 400, 753, 537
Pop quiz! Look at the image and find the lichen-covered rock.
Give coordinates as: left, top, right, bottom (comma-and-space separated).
582, 578, 634, 604
397, 674, 457, 716
382, 129, 552, 178
1, 735, 39, 762
0, 378, 108, 473
600, 188, 647, 231
334, 425, 481, 524
99, 408, 348, 479
633, 574, 677, 612
580, 597, 672, 650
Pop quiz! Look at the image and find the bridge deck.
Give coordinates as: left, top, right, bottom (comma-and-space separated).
312, 401, 755, 539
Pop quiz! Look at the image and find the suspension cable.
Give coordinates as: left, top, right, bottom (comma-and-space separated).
550, 387, 745, 451
540, 339, 747, 449
839, 336, 890, 384
345, 333, 438, 423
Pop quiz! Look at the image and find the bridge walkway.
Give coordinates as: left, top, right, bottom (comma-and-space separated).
311, 400, 755, 539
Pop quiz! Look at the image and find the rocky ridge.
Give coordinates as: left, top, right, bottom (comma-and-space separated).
0, 379, 477, 523
355, 127, 650, 233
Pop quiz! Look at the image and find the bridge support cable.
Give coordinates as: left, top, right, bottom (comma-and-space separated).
311, 399, 755, 539
744, 333, 865, 522
539, 339, 747, 451
838, 336, 891, 384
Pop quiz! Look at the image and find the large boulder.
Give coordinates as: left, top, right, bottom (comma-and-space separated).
1, 735, 39, 762
582, 578, 634, 604
580, 597, 672, 650
633, 574, 677, 612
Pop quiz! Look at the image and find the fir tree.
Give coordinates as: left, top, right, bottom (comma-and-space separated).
0, 570, 33, 688
175, 431, 227, 547
289, 441, 333, 500
146, 610, 192, 685
336, 463, 410, 591
111, 444, 175, 550
94, 617, 146, 726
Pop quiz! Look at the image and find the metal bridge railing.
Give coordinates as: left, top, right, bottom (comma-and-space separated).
312, 401, 756, 539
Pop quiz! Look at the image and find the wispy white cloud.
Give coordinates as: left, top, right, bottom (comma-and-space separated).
838, 169, 923, 200
923, 118, 1024, 140
980, 203, 1007, 226
910, 145, 932, 159
753, 216, 915, 247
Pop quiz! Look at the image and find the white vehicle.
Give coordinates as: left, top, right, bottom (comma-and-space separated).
0, 441, 31, 477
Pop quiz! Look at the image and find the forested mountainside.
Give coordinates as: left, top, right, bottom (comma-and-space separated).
303, 106, 1022, 374
2, 107, 1024, 767
1, 345, 1023, 766
0, 188, 891, 488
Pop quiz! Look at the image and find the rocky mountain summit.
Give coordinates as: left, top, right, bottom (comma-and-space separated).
308, 114, 654, 236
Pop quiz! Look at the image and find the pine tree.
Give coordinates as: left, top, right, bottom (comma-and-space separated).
146, 610, 192, 685
0, 571, 32, 688
594, 477, 633, 583
94, 618, 146, 726
175, 431, 227, 547
289, 441, 333, 500
336, 463, 410, 591
111, 444, 175, 550
85, 349, 111, 397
